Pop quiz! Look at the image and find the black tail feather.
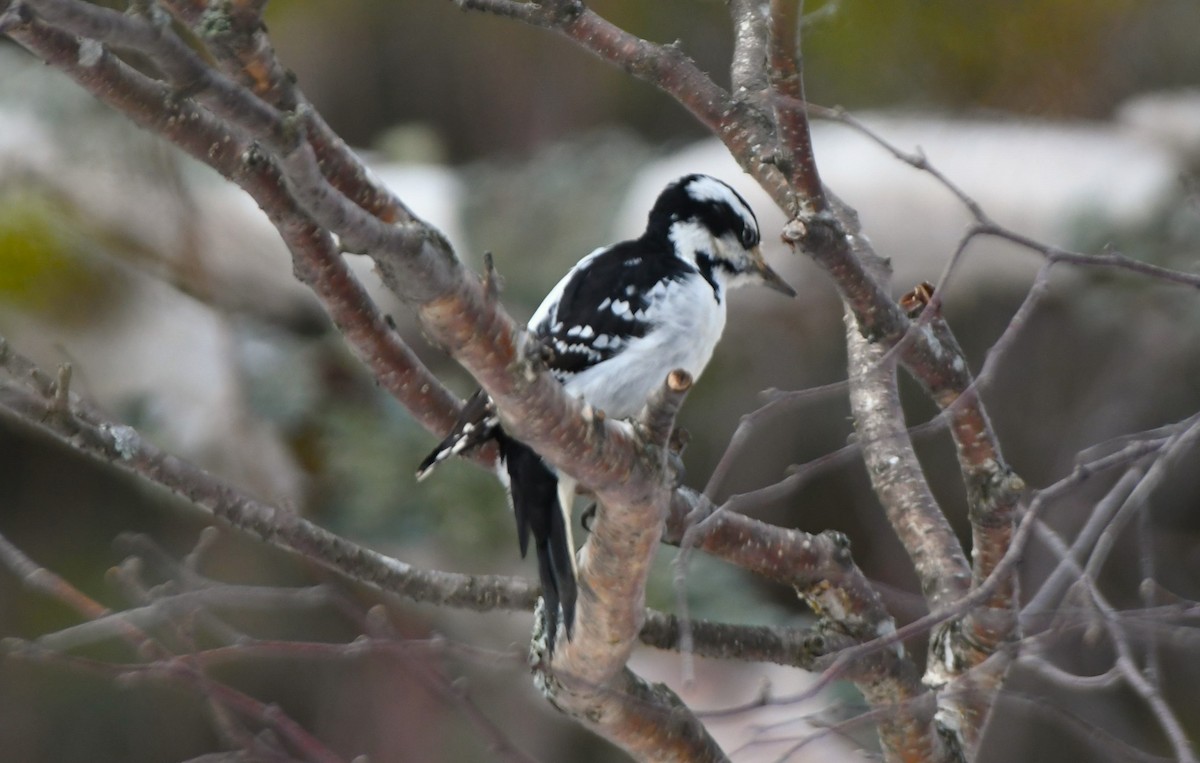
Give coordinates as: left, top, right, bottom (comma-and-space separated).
419, 400, 577, 653
499, 435, 577, 651
416, 430, 458, 478
535, 538, 562, 653
415, 389, 498, 480
546, 498, 577, 642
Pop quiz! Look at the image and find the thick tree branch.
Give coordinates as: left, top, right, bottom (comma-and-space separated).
2, 4, 472, 451
638, 611, 810, 666
727, 0, 769, 96
559, 667, 729, 763
4, 334, 841, 690
19, 4, 1194, 761
0, 338, 814, 669
158, 0, 422, 226
528, 371, 734, 761
419, 20, 1011, 752
845, 310, 972, 614
663, 490, 952, 763
733, 14, 1028, 695
782, 204, 1024, 700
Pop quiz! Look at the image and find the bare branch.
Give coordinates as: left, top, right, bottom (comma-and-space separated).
158, 0, 423, 226
845, 306, 971, 613
767, 0, 824, 212
727, 0, 770, 96
1082, 415, 1200, 580
0, 535, 348, 763
1027, 523, 1198, 763
638, 611, 810, 666
703, 379, 848, 500
363, 610, 541, 763
663, 490, 950, 763
0, 339, 539, 614
459, 0, 790, 202
1022, 459, 1154, 621
641, 369, 693, 449
810, 105, 1200, 291
2, 6, 473, 451
455, 0, 543, 23
813, 433, 1177, 689
0, 528, 113, 623
534, 370, 729, 761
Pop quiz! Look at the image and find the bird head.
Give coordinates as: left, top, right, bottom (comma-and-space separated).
646, 174, 795, 298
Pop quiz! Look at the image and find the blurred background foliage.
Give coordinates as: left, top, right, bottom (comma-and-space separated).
261, 0, 1200, 159
2, 1, 1200, 761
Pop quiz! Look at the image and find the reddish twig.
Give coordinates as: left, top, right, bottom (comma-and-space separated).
766, 0, 824, 213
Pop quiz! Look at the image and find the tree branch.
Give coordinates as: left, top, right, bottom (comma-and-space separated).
663, 490, 951, 763
0, 527, 350, 763
530, 371, 733, 761
727, 0, 770, 97
0, 337, 538, 613
158, 0, 423, 226
766, 0, 823, 213
0, 335, 817, 674
845, 308, 972, 614
2, 4, 473, 453
458, 0, 790, 203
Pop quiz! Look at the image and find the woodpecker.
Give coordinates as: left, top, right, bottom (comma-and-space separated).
418, 174, 794, 652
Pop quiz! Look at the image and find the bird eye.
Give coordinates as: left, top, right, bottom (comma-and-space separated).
742, 228, 759, 249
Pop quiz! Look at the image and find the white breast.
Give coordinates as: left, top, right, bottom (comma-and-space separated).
561, 275, 726, 418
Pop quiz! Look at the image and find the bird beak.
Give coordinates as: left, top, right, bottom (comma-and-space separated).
749, 247, 796, 297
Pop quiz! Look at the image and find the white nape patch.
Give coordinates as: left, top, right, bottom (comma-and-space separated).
668, 221, 716, 265
684, 175, 756, 231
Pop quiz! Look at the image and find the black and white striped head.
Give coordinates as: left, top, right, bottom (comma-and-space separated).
645, 174, 794, 297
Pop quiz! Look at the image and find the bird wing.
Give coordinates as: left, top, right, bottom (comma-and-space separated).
530, 240, 691, 383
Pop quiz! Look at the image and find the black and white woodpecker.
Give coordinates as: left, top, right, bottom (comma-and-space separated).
417, 174, 794, 652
